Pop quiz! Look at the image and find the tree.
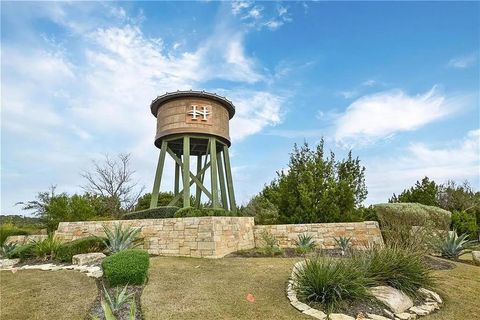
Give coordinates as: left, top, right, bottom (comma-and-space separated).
241, 194, 280, 225
16, 186, 97, 231
134, 192, 176, 211
81, 153, 144, 216
389, 177, 439, 206
260, 139, 368, 224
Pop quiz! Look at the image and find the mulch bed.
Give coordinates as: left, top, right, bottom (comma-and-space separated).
422, 255, 456, 270
87, 278, 145, 320
226, 248, 348, 258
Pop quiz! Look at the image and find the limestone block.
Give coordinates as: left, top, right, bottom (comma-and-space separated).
418, 288, 442, 304
366, 313, 391, 320
328, 313, 355, 320
302, 308, 327, 319
408, 306, 429, 316
472, 251, 480, 266
72, 253, 106, 266
368, 286, 413, 314
0, 258, 20, 268
394, 312, 412, 320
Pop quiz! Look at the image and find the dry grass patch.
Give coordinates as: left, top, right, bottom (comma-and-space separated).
0, 269, 97, 320
142, 257, 308, 320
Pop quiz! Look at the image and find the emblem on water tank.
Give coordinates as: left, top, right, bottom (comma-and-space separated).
187, 105, 210, 121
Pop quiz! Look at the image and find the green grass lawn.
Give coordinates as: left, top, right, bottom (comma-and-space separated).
142, 256, 480, 320
0, 269, 97, 320
0, 257, 478, 319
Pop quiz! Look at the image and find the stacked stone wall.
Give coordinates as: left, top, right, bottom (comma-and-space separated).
54, 217, 255, 258
254, 221, 384, 249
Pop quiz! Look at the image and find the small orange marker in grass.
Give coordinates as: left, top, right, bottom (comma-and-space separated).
246, 293, 255, 302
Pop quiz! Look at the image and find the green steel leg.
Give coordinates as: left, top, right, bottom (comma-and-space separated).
150, 140, 168, 209
209, 138, 219, 208
223, 145, 237, 212
167, 162, 211, 206
182, 136, 190, 208
195, 155, 202, 207
217, 151, 228, 210
174, 161, 180, 196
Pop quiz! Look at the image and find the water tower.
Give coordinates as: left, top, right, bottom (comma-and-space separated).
149, 90, 237, 211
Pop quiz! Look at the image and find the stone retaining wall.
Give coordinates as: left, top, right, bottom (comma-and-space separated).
55, 217, 255, 258
4, 234, 48, 245
254, 221, 383, 249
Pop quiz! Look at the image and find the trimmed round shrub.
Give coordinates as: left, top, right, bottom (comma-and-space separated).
122, 206, 180, 220
102, 249, 150, 287
374, 203, 451, 251
56, 236, 106, 262
294, 258, 370, 312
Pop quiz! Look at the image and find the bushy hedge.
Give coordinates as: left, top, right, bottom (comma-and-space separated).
102, 249, 149, 287
373, 203, 451, 251
451, 210, 478, 240
122, 206, 180, 220
56, 236, 106, 262
173, 207, 232, 218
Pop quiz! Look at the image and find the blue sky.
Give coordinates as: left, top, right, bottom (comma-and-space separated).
2, 1, 479, 215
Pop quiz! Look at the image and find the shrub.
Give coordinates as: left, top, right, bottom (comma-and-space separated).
0, 224, 30, 246
102, 249, 149, 286
374, 203, 451, 251
101, 223, 142, 254
295, 234, 316, 254
173, 207, 231, 218
438, 229, 475, 260
359, 246, 434, 297
294, 258, 370, 312
7, 243, 35, 260
32, 234, 62, 260
259, 230, 283, 256
56, 236, 106, 262
241, 195, 279, 225
122, 206, 180, 220
334, 236, 352, 256
451, 210, 478, 240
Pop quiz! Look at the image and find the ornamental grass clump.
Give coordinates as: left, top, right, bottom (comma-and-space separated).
295, 234, 316, 254
294, 258, 371, 312
359, 246, 434, 297
439, 229, 475, 260
32, 234, 62, 260
101, 223, 142, 254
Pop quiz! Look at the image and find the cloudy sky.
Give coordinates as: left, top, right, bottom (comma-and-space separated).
1, 1, 479, 215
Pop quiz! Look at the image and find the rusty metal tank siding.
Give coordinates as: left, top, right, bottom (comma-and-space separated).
149, 91, 237, 211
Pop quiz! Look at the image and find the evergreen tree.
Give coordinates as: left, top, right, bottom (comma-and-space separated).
261, 139, 367, 224
389, 177, 439, 206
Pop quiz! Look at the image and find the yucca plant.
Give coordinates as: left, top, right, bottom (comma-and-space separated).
334, 236, 352, 256
439, 229, 475, 260
294, 257, 371, 312
259, 230, 283, 256
103, 284, 134, 314
295, 233, 316, 254
1, 242, 17, 258
33, 234, 62, 260
93, 299, 136, 320
101, 223, 142, 253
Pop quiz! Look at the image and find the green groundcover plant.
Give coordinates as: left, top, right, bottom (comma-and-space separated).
56, 236, 106, 262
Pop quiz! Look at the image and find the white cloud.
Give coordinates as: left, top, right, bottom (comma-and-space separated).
366, 130, 480, 204
231, 1, 252, 15
334, 86, 461, 145
231, 1, 291, 31
447, 53, 477, 69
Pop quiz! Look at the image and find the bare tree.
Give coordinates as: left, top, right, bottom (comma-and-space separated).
81, 153, 145, 214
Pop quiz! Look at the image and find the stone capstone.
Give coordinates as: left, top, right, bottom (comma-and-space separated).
472, 251, 480, 266
368, 286, 414, 314
0, 258, 20, 268
72, 252, 106, 266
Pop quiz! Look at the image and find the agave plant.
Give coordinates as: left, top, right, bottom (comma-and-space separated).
1, 242, 17, 258
93, 299, 136, 320
440, 229, 475, 260
334, 236, 352, 256
103, 284, 134, 313
295, 233, 316, 254
101, 223, 142, 253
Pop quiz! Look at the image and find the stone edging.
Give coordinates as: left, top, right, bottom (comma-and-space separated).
0, 260, 103, 279
287, 261, 443, 320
